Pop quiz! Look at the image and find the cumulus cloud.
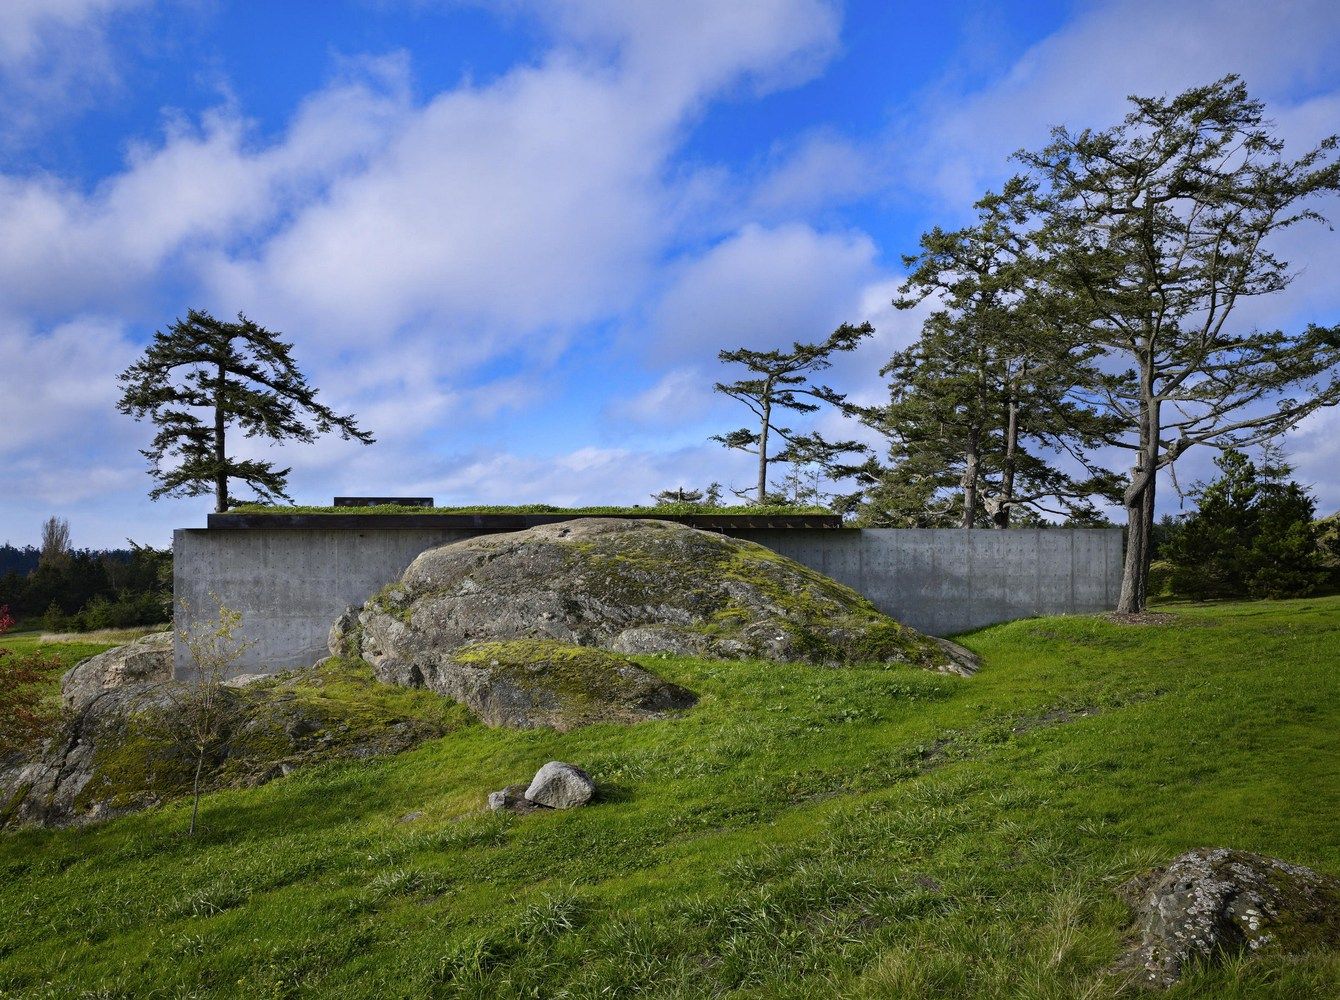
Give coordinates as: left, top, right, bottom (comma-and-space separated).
0, 315, 142, 458
0, 0, 151, 137
641, 222, 879, 365
0, 61, 413, 319
898, 0, 1340, 211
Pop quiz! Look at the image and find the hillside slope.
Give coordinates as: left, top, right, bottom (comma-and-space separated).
1, 597, 1338, 998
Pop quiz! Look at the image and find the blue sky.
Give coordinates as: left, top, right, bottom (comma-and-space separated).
2, 0, 1339, 548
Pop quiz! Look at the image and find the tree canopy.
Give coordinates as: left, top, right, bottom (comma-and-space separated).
712, 323, 872, 505
118, 310, 374, 512
1014, 75, 1340, 610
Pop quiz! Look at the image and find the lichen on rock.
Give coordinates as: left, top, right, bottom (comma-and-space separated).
1117, 847, 1340, 988
339, 519, 970, 700
60, 631, 173, 713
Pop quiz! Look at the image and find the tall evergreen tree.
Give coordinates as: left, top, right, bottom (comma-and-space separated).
712, 323, 872, 504
857, 181, 1118, 528
118, 310, 375, 512
1018, 76, 1340, 611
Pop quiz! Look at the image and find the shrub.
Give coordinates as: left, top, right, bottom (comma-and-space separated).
1160, 449, 1327, 600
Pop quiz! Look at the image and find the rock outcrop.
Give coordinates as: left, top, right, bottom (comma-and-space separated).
334, 520, 970, 710
376, 638, 695, 731
1118, 848, 1340, 988
60, 631, 172, 712
1, 657, 455, 829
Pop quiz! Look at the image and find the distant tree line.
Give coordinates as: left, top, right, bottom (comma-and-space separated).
0, 518, 170, 630
709, 76, 1340, 613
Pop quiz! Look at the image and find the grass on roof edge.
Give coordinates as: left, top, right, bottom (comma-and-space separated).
226, 503, 834, 517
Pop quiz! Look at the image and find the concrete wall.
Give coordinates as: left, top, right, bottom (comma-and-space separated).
173, 526, 1123, 677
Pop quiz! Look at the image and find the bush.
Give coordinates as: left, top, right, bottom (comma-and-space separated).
1160, 450, 1327, 600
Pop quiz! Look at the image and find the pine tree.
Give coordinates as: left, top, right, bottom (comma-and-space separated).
857, 181, 1119, 528
1161, 448, 1326, 599
118, 310, 375, 512
712, 323, 872, 504
1018, 76, 1340, 611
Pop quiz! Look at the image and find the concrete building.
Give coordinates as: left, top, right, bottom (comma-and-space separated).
173, 514, 1124, 677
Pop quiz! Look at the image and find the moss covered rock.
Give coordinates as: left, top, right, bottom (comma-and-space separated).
339, 519, 967, 694
1118, 848, 1340, 988
415, 639, 695, 730
0, 658, 466, 829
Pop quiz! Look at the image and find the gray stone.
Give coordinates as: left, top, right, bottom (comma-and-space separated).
60, 632, 173, 713
525, 761, 594, 809
1118, 848, 1340, 988
349, 518, 962, 681
487, 784, 543, 814
328, 606, 358, 658
222, 672, 271, 688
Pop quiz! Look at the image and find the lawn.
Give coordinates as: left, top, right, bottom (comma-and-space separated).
0, 597, 1337, 998
0, 627, 133, 709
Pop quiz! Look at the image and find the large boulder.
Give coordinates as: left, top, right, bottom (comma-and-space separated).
334, 519, 969, 692
1118, 848, 1340, 988
60, 631, 173, 712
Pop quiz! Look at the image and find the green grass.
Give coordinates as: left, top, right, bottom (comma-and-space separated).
228, 502, 831, 517
0, 628, 126, 708
1, 597, 1338, 998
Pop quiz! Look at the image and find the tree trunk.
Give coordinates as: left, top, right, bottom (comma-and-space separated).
961, 430, 980, 529
189, 751, 204, 836
992, 392, 1019, 529
756, 395, 771, 505
213, 362, 228, 513
1117, 394, 1160, 613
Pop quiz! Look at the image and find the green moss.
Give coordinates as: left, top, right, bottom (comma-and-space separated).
453, 640, 673, 716
552, 528, 949, 668
72, 658, 472, 818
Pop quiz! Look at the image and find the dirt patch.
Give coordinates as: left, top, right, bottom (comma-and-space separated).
1104, 611, 1179, 626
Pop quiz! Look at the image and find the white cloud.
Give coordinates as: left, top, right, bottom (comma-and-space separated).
0, 63, 412, 318
751, 130, 878, 215
531, 0, 841, 108
424, 442, 755, 507
0, 0, 151, 137
642, 222, 879, 365
0, 0, 142, 65
899, 0, 1340, 210
608, 367, 717, 427
0, 315, 142, 458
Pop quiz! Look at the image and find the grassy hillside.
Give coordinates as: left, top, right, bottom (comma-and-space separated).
0, 627, 131, 709
1, 598, 1337, 998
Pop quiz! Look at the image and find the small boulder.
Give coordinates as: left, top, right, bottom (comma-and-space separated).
1118, 848, 1340, 988
487, 784, 543, 814
525, 761, 595, 809
60, 632, 173, 713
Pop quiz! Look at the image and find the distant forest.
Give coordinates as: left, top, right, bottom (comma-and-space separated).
0, 542, 171, 631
